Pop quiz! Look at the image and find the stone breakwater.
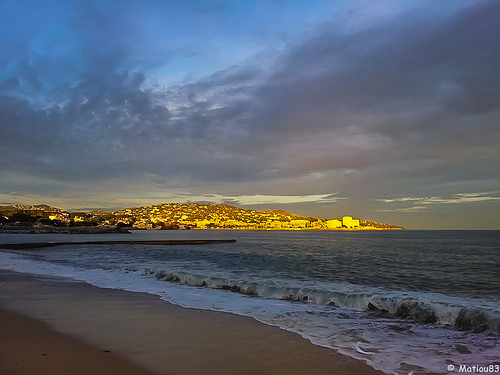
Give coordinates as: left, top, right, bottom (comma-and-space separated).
0, 239, 236, 250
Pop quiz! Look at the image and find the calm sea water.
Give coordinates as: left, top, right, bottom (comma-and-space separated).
1, 230, 499, 374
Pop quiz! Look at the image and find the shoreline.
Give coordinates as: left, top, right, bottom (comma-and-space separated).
0, 270, 384, 375
0, 224, 403, 234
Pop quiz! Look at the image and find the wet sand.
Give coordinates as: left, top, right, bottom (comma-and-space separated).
0, 271, 384, 375
0, 309, 158, 375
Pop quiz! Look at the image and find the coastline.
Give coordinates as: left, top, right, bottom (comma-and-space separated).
0, 225, 401, 234
0, 270, 384, 375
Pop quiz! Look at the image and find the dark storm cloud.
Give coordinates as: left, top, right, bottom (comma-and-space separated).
169, 0, 500, 195
0, 64, 262, 183
1, 73, 168, 179
0, 0, 272, 183
228, 0, 500, 189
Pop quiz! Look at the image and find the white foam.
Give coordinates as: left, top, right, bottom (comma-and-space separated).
1, 249, 499, 375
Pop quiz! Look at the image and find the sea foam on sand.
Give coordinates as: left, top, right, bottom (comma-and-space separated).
0, 270, 384, 375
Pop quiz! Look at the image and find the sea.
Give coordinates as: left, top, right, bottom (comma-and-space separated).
1, 229, 499, 375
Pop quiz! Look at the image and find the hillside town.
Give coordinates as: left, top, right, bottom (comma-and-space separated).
0, 203, 403, 232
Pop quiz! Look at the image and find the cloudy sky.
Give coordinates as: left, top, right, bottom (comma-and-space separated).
1, 0, 499, 229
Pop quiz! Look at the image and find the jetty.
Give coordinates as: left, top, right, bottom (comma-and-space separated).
0, 239, 236, 250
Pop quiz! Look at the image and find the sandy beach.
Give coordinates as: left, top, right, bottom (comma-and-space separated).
0, 270, 384, 375
0, 309, 157, 375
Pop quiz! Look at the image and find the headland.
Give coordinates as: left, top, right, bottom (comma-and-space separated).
0, 203, 403, 232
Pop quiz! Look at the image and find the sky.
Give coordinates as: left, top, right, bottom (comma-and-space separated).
1, 0, 500, 229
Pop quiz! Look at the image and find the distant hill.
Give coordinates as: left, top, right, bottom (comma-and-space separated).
0, 203, 404, 230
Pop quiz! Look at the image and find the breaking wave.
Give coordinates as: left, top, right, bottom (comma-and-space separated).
144, 268, 500, 333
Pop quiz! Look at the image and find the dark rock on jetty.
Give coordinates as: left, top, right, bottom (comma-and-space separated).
0, 239, 236, 250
